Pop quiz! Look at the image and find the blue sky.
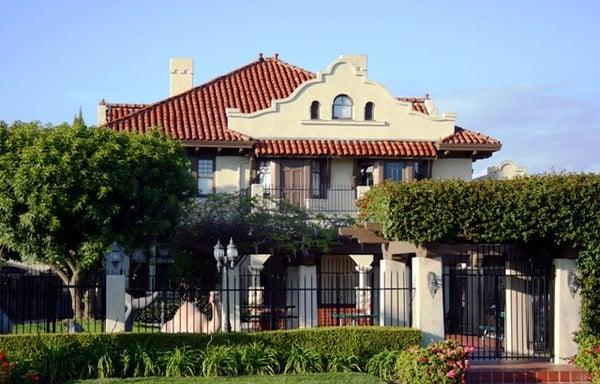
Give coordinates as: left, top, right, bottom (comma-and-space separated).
1, 0, 599, 176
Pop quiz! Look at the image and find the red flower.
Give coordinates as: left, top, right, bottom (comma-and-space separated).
0, 352, 5, 361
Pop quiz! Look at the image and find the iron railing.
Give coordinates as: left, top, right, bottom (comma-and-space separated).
256, 185, 366, 215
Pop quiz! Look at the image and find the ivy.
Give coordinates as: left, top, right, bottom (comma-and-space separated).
359, 175, 600, 335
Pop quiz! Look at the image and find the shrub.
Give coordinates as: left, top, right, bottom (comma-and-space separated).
0, 352, 17, 384
239, 342, 280, 375
80, 337, 116, 379
366, 350, 399, 381
284, 346, 324, 374
395, 340, 473, 384
201, 346, 239, 377
121, 341, 160, 378
31, 337, 79, 383
573, 335, 599, 383
161, 346, 199, 377
326, 352, 362, 373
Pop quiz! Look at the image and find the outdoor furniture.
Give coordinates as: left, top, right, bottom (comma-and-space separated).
331, 311, 377, 326
241, 305, 297, 330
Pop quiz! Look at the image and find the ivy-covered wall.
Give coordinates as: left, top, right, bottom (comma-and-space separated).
358, 175, 600, 336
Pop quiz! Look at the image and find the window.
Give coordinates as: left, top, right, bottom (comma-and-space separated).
384, 161, 405, 181
364, 102, 374, 121
332, 94, 353, 119
358, 160, 374, 186
197, 158, 214, 195
412, 160, 430, 180
257, 160, 271, 190
311, 160, 323, 198
310, 101, 320, 120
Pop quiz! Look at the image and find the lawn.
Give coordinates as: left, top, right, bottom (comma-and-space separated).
72, 373, 384, 383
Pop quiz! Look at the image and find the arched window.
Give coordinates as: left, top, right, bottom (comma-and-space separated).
364, 102, 374, 121
332, 94, 353, 119
310, 100, 320, 120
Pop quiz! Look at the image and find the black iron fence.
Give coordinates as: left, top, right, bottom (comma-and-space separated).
0, 272, 104, 334
442, 245, 553, 360
258, 185, 364, 215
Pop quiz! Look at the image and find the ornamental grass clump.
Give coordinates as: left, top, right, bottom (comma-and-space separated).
396, 340, 473, 384
366, 350, 399, 381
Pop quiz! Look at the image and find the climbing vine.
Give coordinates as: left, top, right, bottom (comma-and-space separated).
358, 175, 600, 335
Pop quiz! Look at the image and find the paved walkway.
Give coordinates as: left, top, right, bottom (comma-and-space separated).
467, 361, 590, 383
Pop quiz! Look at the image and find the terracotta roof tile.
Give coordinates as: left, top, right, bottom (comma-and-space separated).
104, 102, 149, 122
397, 97, 429, 114
105, 56, 315, 141
441, 126, 501, 146
255, 139, 437, 158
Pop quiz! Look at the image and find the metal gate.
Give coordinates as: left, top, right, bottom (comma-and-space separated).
443, 245, 552, 360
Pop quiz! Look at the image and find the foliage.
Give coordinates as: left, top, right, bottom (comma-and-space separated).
161, 346, 199, 377
201, 346, 240, 377
0, 327, 421, 362
283, 346, 324, 374
326, 353, 361, 373
359, 175, 600, 335
31, 337, 79, 383
0, 351, 17, 384
573, 335, 599, 383
239, 343, 280, 375
395, 340, 472, 384
0, 121, 194, 316
121, 341, 160, 378
80, 337, 116, 379
366, 350, 399, 381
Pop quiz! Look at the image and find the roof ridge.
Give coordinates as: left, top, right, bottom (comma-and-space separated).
104, 55, 314, 128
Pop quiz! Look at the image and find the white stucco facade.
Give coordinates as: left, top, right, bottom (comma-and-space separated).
227, 55, 457, 142
431, 158, 473, 180
214, 156, 251, 193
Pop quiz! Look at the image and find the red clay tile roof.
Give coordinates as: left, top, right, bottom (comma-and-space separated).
441, 126, 501, 147
254, 139, 437, 158
104, 56, 315, 141
103, 102, 149, 122
397, 97, 429, 114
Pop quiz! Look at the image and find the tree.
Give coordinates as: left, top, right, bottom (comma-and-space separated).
0, 121, 194, 317
172, 192, 354, 290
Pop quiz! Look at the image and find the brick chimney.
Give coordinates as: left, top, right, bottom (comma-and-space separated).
169, 58, 194, 97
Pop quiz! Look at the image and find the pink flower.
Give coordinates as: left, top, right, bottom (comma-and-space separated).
447, 369, 457, 378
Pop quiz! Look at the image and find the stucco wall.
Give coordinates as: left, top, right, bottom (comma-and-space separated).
215, 156, 250, 193
227, 55, 456, 142
431, 158, 472, 180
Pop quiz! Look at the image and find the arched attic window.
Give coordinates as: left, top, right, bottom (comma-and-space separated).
310, 100, 320, 120
332, 94, 353, 119
364, 102, 374, 121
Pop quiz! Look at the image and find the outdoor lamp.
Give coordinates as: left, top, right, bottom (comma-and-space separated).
226, 238, 238, 268
427, 271, 442, 297
213, 240, 225, 272
568, 271, 580, 297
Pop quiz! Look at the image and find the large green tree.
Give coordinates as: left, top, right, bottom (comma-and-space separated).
0, 121, 194, 317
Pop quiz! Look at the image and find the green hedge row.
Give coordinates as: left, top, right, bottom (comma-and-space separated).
358, 175, 600, 335
0, 327, 421, 360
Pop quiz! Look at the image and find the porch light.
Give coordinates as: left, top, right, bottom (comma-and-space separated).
226, 238, 238, 268
214, 240, 225, 272
568, 271, 580, 297
427, 271, 442, 297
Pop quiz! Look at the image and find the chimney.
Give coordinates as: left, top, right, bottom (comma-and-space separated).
169, 58, 194, 97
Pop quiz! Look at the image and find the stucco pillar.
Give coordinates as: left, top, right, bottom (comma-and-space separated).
350, 255, 373, 316
412, 256, 444, 345
297, 265, 317, 328
104, 243, 127, 333
247, 254, 271, 330
379, 259, 410, 326
553, 259, 581, 364
504, 262, 534, 357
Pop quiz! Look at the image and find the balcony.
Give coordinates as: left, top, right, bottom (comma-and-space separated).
249, 184, 371, 216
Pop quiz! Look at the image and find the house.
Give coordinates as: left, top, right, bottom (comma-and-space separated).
98, 54, 502, 331
475, 160, 527, 180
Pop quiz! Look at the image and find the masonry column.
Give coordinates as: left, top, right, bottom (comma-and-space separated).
412, 256, 444, 345
105, 243, 127, 333
350, 255, 374, 323
297, 265, 318, 328
505, 261, 534, 357
248, 254, 271, 330
553, 258, 581, 364
378, 258, 410, 326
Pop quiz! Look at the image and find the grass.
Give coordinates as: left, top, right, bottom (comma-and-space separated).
11, 320, 159, 334
71, 373, 384, 383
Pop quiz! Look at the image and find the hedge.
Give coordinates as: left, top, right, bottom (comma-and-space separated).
0, 327, 422, 360
358, 175, 600, 336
